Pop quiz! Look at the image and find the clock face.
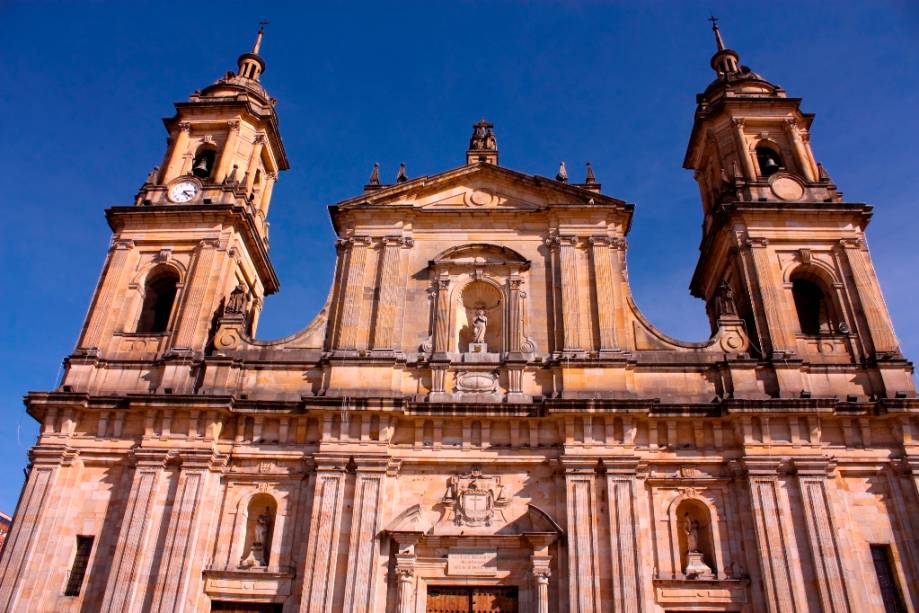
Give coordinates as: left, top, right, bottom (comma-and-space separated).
168, 181, 199, 203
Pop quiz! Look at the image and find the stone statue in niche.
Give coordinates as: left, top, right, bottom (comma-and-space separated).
472, 308, 488, 343
683, 512, 700, 551
716, 280, 737, 318
682, 511, 714, 579
240, 506, 273, 568
225, 284, 248, 316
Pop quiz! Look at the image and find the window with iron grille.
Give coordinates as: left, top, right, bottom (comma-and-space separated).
64, 535, 94, 597
871, 544, 907, 613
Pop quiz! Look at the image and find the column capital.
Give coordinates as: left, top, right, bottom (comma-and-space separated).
744, 236, 769, 249
30, 444, 78, 467
351, 455, 401, 476
226, 119, 241, 131
178, 121, 192, 132
741, 456, 784, 477
588, 235, 612, 247
177, 449, 227, 471
558, 456, 600, 475
601, 456, 644, 476
130, 448, 172, 469
312, 454, 352, 473
791, 456, 836, 477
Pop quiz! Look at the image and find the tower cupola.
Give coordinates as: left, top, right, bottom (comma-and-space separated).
708, 16, 740, 77
237, 22, 267, 82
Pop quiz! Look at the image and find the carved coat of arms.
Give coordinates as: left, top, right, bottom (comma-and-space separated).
443, 466, 508, 527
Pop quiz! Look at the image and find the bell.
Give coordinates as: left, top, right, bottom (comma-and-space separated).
193, 156, 211, 178
762, 157, 779, 175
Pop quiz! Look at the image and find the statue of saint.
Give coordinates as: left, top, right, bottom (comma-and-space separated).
225, 284, 248, 315
716, 280, 737, 317
683, 512, 700, 552
252, 507, 272, 566
255, 508, 272, 546
472, 308, 488, 343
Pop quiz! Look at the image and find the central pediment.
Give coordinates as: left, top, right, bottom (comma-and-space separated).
331, 162, 631, 215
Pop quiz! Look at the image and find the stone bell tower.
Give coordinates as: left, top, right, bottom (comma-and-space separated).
65, 25, 289, 394
684, 19, 913, 399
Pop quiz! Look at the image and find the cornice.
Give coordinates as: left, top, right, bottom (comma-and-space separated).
105, 203, 280, 294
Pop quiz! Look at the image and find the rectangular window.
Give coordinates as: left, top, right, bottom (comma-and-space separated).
871, 544, 907, 613
64, 535, 94, 597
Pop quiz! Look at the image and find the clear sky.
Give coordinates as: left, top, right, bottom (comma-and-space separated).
1, 1, 917, 512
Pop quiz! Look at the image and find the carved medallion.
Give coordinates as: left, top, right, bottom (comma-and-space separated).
769, 174, 805, 201
455, 371, 498, 393
464, 188, 495, 207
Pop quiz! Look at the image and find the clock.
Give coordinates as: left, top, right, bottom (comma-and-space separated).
168, 180, 200, 203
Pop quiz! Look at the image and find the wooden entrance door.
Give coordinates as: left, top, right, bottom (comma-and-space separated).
427, 586, 518, 612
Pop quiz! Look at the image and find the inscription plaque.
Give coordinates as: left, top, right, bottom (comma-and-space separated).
447, 548, 498, 576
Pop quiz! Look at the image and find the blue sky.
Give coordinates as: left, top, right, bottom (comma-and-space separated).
1, 1, 917, 512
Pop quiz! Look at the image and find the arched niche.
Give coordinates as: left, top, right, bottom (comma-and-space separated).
239, 493, 277, 568
428, 243, 535, 356
456, 279, 503, 352
673, 498, 717, 578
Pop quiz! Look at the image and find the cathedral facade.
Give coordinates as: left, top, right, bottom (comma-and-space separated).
1, 23, 917, 613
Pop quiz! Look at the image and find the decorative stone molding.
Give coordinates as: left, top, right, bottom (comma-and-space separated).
442, 466, 508, 527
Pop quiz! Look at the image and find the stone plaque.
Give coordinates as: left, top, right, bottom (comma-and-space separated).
447, 548, 498, 576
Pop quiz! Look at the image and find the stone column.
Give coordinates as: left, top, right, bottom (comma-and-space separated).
336, 236, 371, 350
731, 118, 755, 179
164, 121, 192, 182
794, 458, 853, 613
840, 238, 899, 355
392, 533, 420, 613
0, 447, 69, 610
558, 236, 582, 352
172, 238, 222, 353
78, 238, 135, 353
590, 236, 618, 352
215, 120, 241, 183
149, 450, 218, 613
562, 458, 600, 612
372, 237, 410, 351
300, 458, 348, 613
100, 449, 169, 613
342, 458, 397, 613
432, 274, 451, 354
527, 533, 556, 613
605, 458, 642, 613
244, 134, 266, 191
507, 276, 523, 353
745, 237, 793, 357
783, 118, 817, 181
743, 458, 805, 613
259, 171, 277, 215
545, 236, 563, 352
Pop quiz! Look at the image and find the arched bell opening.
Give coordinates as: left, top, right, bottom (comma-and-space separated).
456, 280, 503, 353
754, 142, 784, 178
136, 266, 180, 334
192, 143, 217, 180
789, 267, 841, 336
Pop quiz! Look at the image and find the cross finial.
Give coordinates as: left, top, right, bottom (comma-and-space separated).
252, 20, 270, 55
708, 15, 726, 52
